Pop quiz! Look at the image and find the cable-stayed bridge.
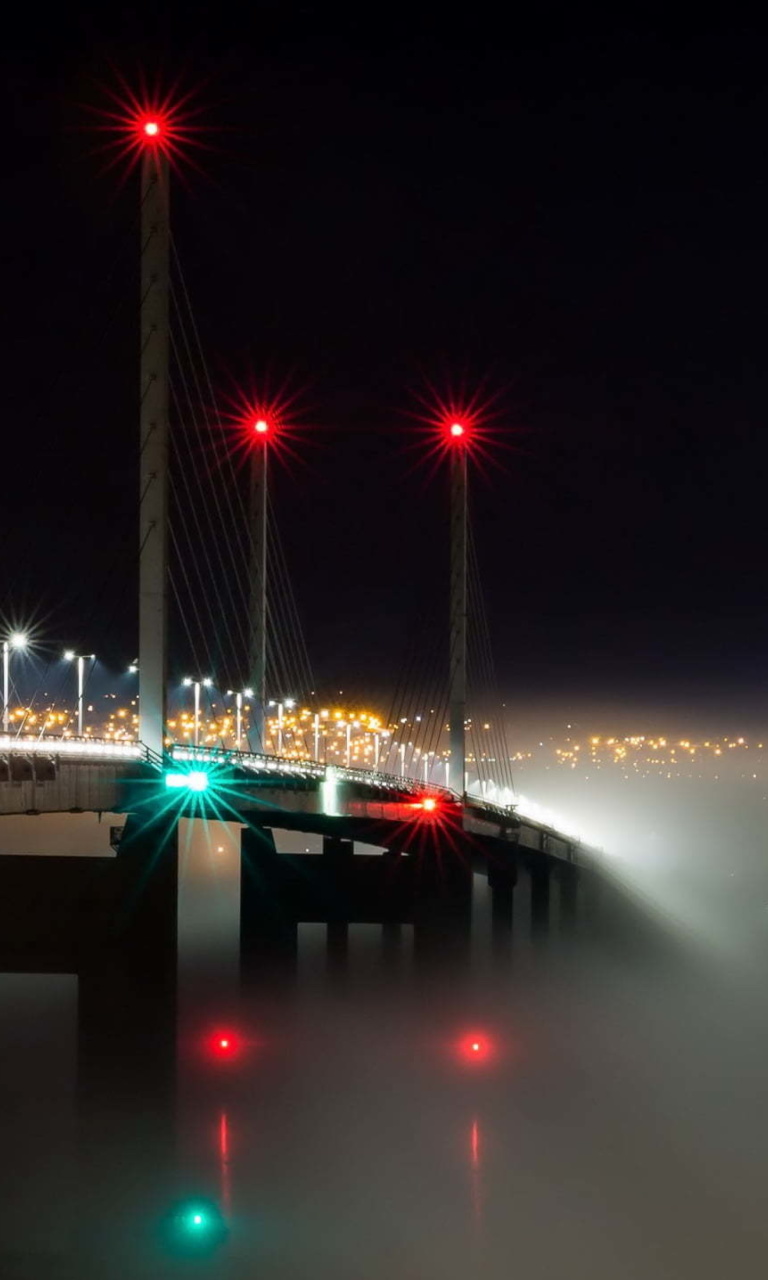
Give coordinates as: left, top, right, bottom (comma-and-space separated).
0, 105, 599, 975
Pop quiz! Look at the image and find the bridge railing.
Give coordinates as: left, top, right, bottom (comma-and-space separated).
0, 736, 520, 820
0, 734, 143, 760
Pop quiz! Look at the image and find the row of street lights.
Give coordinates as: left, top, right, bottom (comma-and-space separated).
3, 640, 436, 778
2, 636, 103, 739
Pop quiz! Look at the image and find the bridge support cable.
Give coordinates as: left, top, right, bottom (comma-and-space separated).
165, 244, 315, 751
264, 511, 315, 744
467, 528, 515, 800
168, 270, 252, 662
384, 609, 450, 783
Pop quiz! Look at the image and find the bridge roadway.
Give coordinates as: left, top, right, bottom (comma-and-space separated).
0, 735, 595, 975
0, 735, 586, 865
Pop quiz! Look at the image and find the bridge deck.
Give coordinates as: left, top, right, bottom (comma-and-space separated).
0, 737, 590, 867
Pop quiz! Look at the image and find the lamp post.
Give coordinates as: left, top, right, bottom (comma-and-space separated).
64, 651, 95, 737
183, 677, 212, 748
2, 632, 28, 734
268, 697, 295, 756
227, 687, 253, 750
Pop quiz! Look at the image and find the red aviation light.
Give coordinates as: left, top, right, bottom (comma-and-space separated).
449, 421, 467, 440
143, 119, 160, 139
253, 418, 270, 436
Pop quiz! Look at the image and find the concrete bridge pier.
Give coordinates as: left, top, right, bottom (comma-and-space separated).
528, 857, 552, 937
558, 862, 580, 929
322, 834, 352, 971
488, 859, 517, 955
411, 847, 473, 969
240, 826, 298, 976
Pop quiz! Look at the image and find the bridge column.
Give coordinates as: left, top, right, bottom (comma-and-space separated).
488, 859, 517, 954
323, 835, 353, 971
322, 834, 354, 862
248, 433, 268, 751
138, 143, 170, 759
448, 434, 468, 795
558, 862, 579, 929
412, 848, 473, 968
240, 826, 297, 973
529, 858, 551, 937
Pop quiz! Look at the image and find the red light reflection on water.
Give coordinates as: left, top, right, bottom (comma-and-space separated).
457, 1032, 494, 1064
219, 1111, 231, 1216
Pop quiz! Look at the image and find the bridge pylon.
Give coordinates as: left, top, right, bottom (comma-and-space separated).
138, 127, 170, 759
248, 423, 269, 750
448, 421, 468, 796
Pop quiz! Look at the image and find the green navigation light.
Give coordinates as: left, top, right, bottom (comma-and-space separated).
164, 769, 210, 792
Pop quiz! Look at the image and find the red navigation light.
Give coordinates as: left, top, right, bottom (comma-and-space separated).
449, 421, 466, 439
143, 119, 160, 138
253, 418, 269, 435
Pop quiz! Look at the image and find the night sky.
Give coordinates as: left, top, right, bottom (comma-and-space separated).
2, 11, 767, 717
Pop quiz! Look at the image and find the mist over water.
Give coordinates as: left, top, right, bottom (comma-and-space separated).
1, 784, 767, 1277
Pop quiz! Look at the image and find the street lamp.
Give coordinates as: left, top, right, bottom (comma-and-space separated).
64, 651, 95, 737
183, 677, 212, 748
2, 632, 28, 734
268, 697, 295, 755
226, 687, 253, 751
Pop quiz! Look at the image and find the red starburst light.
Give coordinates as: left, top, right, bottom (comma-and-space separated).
219, 380, 307, 473
92, 79, 203, 175
409, 380, 509, 479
